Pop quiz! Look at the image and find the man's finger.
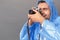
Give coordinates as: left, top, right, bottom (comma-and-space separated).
28, 14, 33, 19
32, 7, 38, 13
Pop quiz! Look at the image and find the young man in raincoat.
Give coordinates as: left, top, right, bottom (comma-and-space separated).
20, 0, 60, 40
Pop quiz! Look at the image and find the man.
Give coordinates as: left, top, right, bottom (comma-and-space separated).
20, 0, 60, 40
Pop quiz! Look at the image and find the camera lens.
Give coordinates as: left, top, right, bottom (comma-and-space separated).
29, 9, 36, 14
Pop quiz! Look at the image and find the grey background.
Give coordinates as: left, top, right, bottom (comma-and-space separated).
0, 0, 60, 40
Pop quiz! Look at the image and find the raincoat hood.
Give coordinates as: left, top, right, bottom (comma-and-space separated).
37, 0, 58, 22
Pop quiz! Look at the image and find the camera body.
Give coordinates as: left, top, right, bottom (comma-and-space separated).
29, 7, 41, 14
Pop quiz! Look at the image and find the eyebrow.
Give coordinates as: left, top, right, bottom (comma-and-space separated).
39, 8, 49, 10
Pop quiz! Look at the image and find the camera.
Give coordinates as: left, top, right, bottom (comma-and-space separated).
29, 7, 42, 14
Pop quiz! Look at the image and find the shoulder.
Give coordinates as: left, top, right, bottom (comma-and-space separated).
55, 16, 60, 23
54, 16, 60, 25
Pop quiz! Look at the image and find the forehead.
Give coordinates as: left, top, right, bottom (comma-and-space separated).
38, 3, 49, 8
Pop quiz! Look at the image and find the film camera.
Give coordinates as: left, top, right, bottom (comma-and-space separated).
29, 7, 42, 14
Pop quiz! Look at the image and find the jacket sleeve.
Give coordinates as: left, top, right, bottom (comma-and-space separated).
41, 17, 60, 40
20, 22, 28, 40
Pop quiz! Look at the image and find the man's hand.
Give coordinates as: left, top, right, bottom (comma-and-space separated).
28, 8, 45, 24
28, 18, 33, 26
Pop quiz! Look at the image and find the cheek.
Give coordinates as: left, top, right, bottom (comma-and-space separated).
44, 10, 50, 16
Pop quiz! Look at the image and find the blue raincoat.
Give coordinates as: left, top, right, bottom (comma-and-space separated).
20, 0, 60, 40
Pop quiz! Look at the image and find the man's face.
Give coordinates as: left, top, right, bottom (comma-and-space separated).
38, 2, 50, 19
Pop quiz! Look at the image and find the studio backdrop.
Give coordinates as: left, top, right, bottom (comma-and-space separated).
0, 0, 60, 40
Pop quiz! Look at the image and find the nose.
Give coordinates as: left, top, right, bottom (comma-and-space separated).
40, 10, 46, 17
